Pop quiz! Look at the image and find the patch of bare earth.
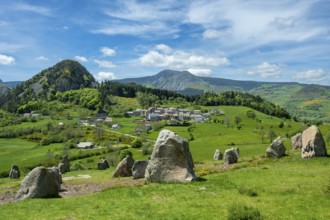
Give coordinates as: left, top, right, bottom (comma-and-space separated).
0, 177, 145, 205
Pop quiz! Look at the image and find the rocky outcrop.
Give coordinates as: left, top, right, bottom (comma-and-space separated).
9, 165, 20, 179
97, 159, 110, 170
58, 155, 70, 173
301, 125, 327, 158
291, 133, 302, 149
213, 149, 223, 160
145, 129, 196, 182
224, 148, 239, 165
265, 136, 286, 158
113, 155, 134, 177
132, 160, 148, 179
16, 166, 60, 200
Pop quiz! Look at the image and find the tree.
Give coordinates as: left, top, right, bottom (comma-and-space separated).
246, 110, 256, 119
278, 121, 284, 128
224, 118, 230, 128
268, 128, 277, 143
234, 116, 242, 125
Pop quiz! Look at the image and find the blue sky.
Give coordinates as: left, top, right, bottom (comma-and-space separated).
0, 0, 329, 85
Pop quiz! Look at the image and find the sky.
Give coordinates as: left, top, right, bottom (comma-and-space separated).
0, 0, 330, 85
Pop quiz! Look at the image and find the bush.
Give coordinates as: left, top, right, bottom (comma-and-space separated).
228, 204, 262, 220
70, 161, 85, 171
142, 142, 154, 155
119, 149, 133, 160
131, 138, 143, 148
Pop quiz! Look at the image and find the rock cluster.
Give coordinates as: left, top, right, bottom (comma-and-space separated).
145, 129, 196, 182
265, 136, 286, 158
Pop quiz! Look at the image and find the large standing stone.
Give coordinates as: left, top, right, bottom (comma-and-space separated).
265, 136, 286, 158
58, 155, 70, 173
291, 133, 302, 149
16, 166, 60, 201
224, 148, 239, 165
132, 160, 148, 179
145, 129, 196, 182
113, 155, 134, 177
301, 125, 327, 158
97, 159, 110, 170
9, 165, 20, 179
213, 149, 223, 160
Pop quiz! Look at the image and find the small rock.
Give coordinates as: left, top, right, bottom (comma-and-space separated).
265, 136, 286, 158
291, 133, 302, 149
132, 160, 148, 179
213, 149, 223, 160
58, 155, 70, 173
113, 155, 134, 177
9, 165, 20, 179
224, 148, 239, 165
97, 159, 110, 170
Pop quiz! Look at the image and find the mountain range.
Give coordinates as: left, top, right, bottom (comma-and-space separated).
117, 70, 330, 122
1, 62, 329, 122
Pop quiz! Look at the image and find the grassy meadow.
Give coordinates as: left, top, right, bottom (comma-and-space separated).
0, 105, 329, 219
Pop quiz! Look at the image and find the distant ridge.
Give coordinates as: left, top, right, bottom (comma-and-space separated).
116, 69, 330, 122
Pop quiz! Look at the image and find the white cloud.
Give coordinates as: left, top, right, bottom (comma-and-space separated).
203, 29, 227, 39
155, 44, 172, 54
94, 72, 116, 82
187, 0, 322, 45
294, 69, 327, 82
100, 47, 116, 56
270, 17, 296, 29
35, 56, 48, 61
187, 68, 212, 76
14, 3, 51, 16
94, 59, 116, 68
74, 56, 88, 62
0, 54, 15, 65
93, 0, 184, 37
93, 22, 179, 37
139, 44, 229, 70
248, 62, 282, 78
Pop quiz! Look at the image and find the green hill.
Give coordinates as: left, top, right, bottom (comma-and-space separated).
117, 70, 330, 122
0, 60, 96, 112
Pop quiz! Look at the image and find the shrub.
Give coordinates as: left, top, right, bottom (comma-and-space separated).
188, 132, 194, 141
142, 142, 154, 155
227, 204, 262, 220
119, 149, 133, 160
70, 162, 85, 171
131, 138, 143, 148
238, 187, 258, 197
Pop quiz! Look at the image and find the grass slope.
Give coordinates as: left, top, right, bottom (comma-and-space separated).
0, 152, 329, 219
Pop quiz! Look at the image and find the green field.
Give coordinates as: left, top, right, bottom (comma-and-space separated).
0, 105, 329, 219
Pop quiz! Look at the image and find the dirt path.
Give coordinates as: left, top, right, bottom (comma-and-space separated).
0, 177, 145, 205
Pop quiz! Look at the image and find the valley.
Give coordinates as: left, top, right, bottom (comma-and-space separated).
0, 60, 329, 219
